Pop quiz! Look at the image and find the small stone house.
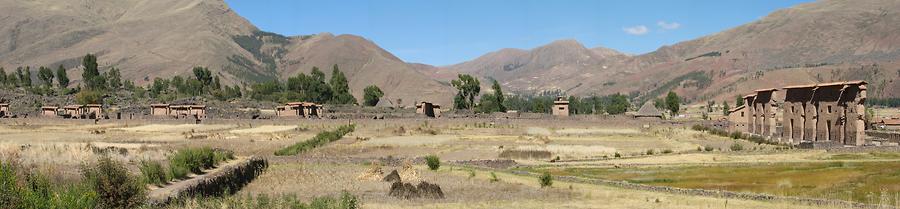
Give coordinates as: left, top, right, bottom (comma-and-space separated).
0, 103, 9, 118
276, 102, 324, 118
150, 104, 171, 116
63, 105, 84, 118
552, 97, 570, 117
416, 102, 439, 118
84, 104, 103, 119
41, 106, 59, 117
727, 105, 749, 132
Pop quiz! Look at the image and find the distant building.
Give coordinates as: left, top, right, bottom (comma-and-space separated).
41, 106, 59, 117
151, 104, 206, 119
552, 97, 569, 117
634, 102, 663, 119
749, 88, 779, 139
276, 102, 324, 118
783, 81, 867, 146
150, 104, 171, 116
877, 118, 900, 130
415, 102, 440, 118
0, 103, 9, 118
727, 105, 748, 132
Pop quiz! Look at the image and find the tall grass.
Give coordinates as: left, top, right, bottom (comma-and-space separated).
140, 160, 169, 186
145, 147, 235, 183
275, 125, 356, 156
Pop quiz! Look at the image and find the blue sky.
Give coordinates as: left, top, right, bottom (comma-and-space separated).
225, 0, 813, 66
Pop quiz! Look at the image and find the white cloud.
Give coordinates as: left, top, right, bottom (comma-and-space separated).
657, 21, 681, 30
623, 25, 649, 35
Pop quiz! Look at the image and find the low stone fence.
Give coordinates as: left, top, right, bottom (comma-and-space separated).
867, 130, 900, 143
147, 156, 269, 206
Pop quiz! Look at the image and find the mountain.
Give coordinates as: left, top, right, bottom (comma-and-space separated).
437, 0, 900, 103
439, 39, 629, 93
0, 0, 453, 106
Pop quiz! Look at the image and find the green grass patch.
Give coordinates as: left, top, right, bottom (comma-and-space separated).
535, 161, 900, 206
274, 125, 356, 156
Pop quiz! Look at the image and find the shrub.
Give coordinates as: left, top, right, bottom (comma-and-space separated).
168, 147, 233, 177
0, 162, 23, 208
81, 156, 146, 209
662, 149, 673, 154
704, 146, 715, 152
489, 172, 499, 183
697, 146, 702, 152
730, 131, 743, 139
139, 160, 168, 186
425, 155, 440, 170
275, 125, 356, 156
614, 152, 622, 158
539, 172, 553, 188
646, 149, 655, 155
730, 143, 744, 151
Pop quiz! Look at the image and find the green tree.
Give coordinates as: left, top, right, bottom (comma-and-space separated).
149, 78, 169, 98
722, 101, 730, 115
192, 67, 213, 87
451, 74, 480, 109
665, 91, 681, 114
0, 67, 6, 88
75, 90, 103, 105
213, 75, 221, 90
363, 85, 384, 106
82, 54, 105, 90
18, 67, 32, 87
491, 80, 506, 112
329, 65, 356, 105
653, 98, 665, 109
606, 94, 630, 114
735, 95, 745, 107
56, 65, 69, 88
307, 67, 333, 103
106, 67, 122, 90
37, 66, 54, 87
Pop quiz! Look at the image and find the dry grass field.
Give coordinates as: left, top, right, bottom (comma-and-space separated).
1, 117, 898, 208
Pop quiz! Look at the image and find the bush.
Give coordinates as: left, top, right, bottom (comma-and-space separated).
275, 125, 356, 156
704, 146, 715, 152
1, 162, 99, 209
614, 152, 622, 158
730, 131, 743, 139
168, 147, 233, 176
646, 149, 655, 155
81, 156, 146, 209
662, 149, 673, 154
539, 172, 553, 188
730, 143, 744, 151
425, 155, 440, 170
139, 160, 168, 186
489, 172, 499, 183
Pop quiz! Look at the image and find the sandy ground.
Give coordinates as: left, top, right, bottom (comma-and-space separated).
229, 125, 298, 134
1, 117, 893, 208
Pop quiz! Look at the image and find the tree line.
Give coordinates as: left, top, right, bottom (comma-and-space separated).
246, 64, 384, 106
449, 73, 638, 115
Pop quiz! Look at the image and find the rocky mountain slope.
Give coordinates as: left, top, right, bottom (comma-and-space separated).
434, 0, 900, 103
0, 0, 453, 106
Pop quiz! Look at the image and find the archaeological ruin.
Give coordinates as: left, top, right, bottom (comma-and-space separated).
0, 103, 9, 118
415, 102, 441, 118
149, 104, 207, 119
729, 81, 868, 146
276, 102, 324, 118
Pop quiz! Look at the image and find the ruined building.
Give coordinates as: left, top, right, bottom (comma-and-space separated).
415, 102, 441, 118
276, 102, 324, 118
747, 89, 779, 139
0, 103, 9, 118
727, 104, 749, 132
783, 81, 866, 146
732, 81, 867, 146
149, 104, 207, 119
